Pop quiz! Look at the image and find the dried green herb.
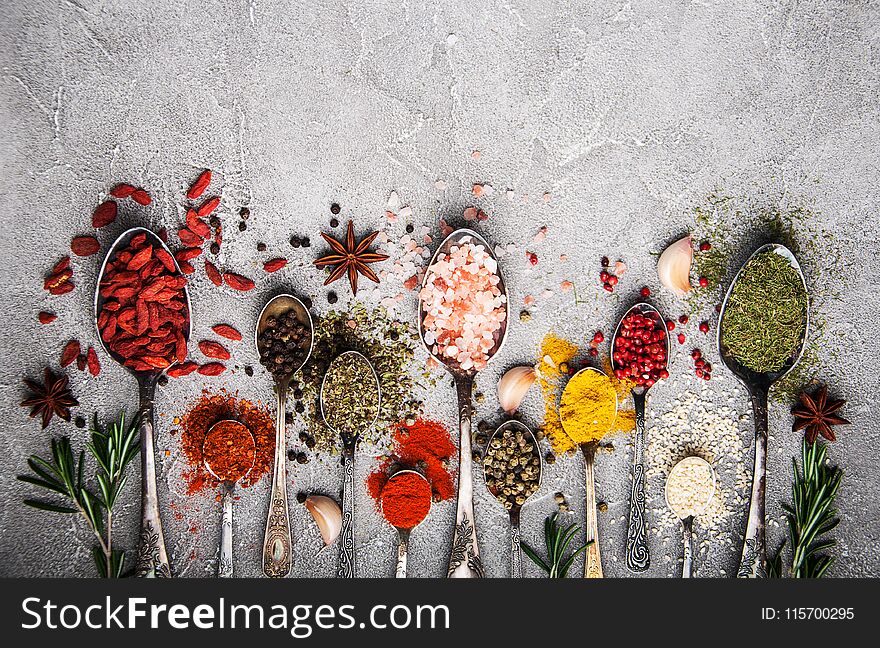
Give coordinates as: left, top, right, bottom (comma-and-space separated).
720, 250, 807, 373
322, 352, 380, 439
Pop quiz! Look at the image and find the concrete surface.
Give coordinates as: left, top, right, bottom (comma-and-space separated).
0, 0, 878, 578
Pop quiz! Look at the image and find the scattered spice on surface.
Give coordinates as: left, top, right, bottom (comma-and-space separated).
367, 418, 456, 507
720, 250, 808, 374
20, 368, 78, 428
178, 390, 274, 493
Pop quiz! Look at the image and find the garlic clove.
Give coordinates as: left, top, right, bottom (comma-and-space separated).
304, 495, 342, 546
657, 235, 693, 296
497, 365, 537, 414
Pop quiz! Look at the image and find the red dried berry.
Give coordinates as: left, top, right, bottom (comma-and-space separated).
44, 268, 73, 291
212, 324, 242, 341
92, 201, 118, 228
178, 259, 195, 275
175, 247, 202, 262
157, 227, 169, 243
198, 340, 230, 360
71, 235, 100, 257
263, 258, 288, 273
178, 227, 204, 246
698, 276, 709, 288
86, 347, 100, 376
49, 281, 75, 296
699, 241, 711, 252
640, 286, 651, 298
76, 354, 87, 372
599, 271, 610, 282
677, 333, 686, 344
38, 311, 57, 324
198, 362, 226, 376
527, 252, 538, 266
51, 256, 71, 274
60, 340, 80, 367
588, 347, 599, 357
691, 349, 702, 360
205, 260, 223, 286
186, 209, 212, 239
131, 188, 152, 206
699, 321, 710, 333
678, 314, 689, 325
109, 183, 137, 199
223, 272, 255, 292
197, 196, 221, 218
167, 361, 199, 378
187, 169, 212, 200
666, 320, 675, 331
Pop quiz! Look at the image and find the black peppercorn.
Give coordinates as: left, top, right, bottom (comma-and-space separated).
74, 416, 86, 429
245, 365, 254, 377
256, 242, 267, 252
210, 242, 220, 255
301, 237, 310, 248
330, 203, 341, 215
209, 215, 221, 228
327, 291, 338, 304
287, 450, 296, 462
301, 296, 313, 309
285, 412, 293, 425
305, 437, 316, 449
294, 401, 305, 414
158, 375, 168, 387
405, 223, 414, 234
290, 236, 301, 248
240, 207, 250, 220
296, 452, 308, 464
296, 492, 307, 504
238, 221, 247, 232
330, 218, 339, 228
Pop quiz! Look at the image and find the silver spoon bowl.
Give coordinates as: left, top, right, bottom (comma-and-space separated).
95, 227, 191, 578
610, 301, 670, 573
718, 243, 808, 578
559, 367, 618, 578
320, 350, 380, 578
664, 456, 716, 578
418, 228, 509, 578
203, 420, 256, 578
255, 293, 314, 578
483, 420, 542, 578
381, 469, 432, 579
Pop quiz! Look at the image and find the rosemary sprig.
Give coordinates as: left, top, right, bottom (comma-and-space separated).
521, 512, 592, 578
18, 412, 139, 577
769, 437, 842, 578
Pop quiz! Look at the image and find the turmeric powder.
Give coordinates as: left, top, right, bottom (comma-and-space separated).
559, 369, 617, 444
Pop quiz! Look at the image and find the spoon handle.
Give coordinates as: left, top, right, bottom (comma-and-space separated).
395, 528, 410, 578
738, 387, 768, 578
625, 390, 650, 573
510, 514, 523, 578
262, 390, 292, 577
135, 379, 172, 578
337, 446, 356, 578
681, 515, 695, 578
447, 374, 483, 578
582, 443, 603, 578
218, 483, 234, 578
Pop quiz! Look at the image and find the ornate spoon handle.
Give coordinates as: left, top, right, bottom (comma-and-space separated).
395, 528, 410, 578
582, 443, 603, 578
509, 511, 523, 578
262, 389, 292, 577
625, 390, 650, 572
738, 387, 768, 578
135, 379, 171, 578
681, 515, 695, 578
337, 446, 356, 578
218, 482, 234, 578
447, 375, 483, 578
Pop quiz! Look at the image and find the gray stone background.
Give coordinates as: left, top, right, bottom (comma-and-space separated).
0, 0, 878, 578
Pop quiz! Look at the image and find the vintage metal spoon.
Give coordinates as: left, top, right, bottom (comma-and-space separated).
419, 228, 509, 578
664, 456, 716, 578
320, 350, 380, 578
382, 469, 431, 579
483, 420, 542, 578
95, 227, 191, 578
611, 301, 670, 573
559, 367, 618, 578
255, 294, 314, 578
718, 243, 808, 578
203, 420, 256, 578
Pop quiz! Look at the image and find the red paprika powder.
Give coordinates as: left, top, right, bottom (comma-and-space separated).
367, 418, 456, 510
380, 472, 432, 529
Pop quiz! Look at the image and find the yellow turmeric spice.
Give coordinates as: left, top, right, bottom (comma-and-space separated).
559, 369, 617, 444
538, 332, 636, 453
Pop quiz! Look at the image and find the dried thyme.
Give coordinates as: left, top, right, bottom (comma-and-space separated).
322, 352, 380, 439
720, 250, 808, 373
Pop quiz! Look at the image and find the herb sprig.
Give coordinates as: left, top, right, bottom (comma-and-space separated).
769, 437, 842, 578
521, 512, 592, 578
18, 412, 139, 577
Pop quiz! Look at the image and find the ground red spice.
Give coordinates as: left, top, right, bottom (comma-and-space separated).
380, 472, 432, 529
202, 420, 256, 482
367, 418, 456, 509
179, 390, 275, 494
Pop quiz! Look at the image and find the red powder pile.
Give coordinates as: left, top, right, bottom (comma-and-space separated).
178, 390, 275, 494
367, 418, 456, 507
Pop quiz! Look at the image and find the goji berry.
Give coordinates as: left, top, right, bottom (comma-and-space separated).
38, 311, 57, 324
197, 196, 220, 218
186, 169, 212, 200
205, 260, 223, 286
131, 188, 152, 206
86, 347, 100, 376
109, 183, 136, 199
223, 272, 254, 291
212, 324, 242, 341
71, 235, 100, 257
199, 340, 230, 360
92, 201, 118, 228
263, 258, 287, 273
60, 340, 80, 367
198, 362, 226, 376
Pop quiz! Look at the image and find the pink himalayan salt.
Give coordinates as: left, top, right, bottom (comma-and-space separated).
419, 239, 506, 371
404, 274, 419, 290
463, 207, 478, 221
533, 226, 547, 243
439, 218, 453, 237
523, 294, 535, 306
560, 280, 573, 292
386, 210, 398, 223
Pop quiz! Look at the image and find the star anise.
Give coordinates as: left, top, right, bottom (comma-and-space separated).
792, 384, 849, 444
313, 220, 389, 295
21, 368, 79, 429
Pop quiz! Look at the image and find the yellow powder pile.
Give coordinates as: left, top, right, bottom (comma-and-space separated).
559, 369, 617, 444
